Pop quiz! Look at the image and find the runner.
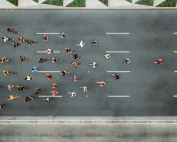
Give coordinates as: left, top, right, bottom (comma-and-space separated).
51, 90, 58, 96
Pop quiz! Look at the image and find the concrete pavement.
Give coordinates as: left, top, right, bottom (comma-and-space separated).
1, 123, 177, 142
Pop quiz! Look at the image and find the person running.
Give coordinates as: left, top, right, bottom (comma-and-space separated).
20, 56, 30, 62
24, 96, 33, 102
71, 75, 78, 82
24, 75, 33, 81
51, 90, 58, 96
92, 40, 98, 46
110, 74, 120, 80
1, 57, 10, 63
51, 58, 59, 64
44, 98, 53, 103
97, 81, 106, 87
65, 48, 74, 54
46, 48, 53, 54
81, 86, 88, 92
43, 35, 48, 41
51, 83, 61, 88
68, 92, 76, 97
32, 66, 38, 73
89, 62, 97, 68
0, 104, 5, 109
76, 41, 85, 47
3, 70, 16, 76
19, 37, 26, 42
2, 36, 13, 42
60, 33, 67, 38
104, 53, 111, 59
69, 62, 80, 68
12, 42, 20, 48
35, 88, 45, 94
123, 58, 131, 64
46, 73, 52, 80
7, 84, 17, 91
18, 86, 29, 92
60, 71, 70, 76
8, 95, 20, 100
73, 53, 81, 60
39, 57, 49, 63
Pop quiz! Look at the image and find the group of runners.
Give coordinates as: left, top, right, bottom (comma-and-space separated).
0, 28, 132, 109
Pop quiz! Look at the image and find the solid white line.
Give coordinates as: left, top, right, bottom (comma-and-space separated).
36, 33, 60, 34
37, 51, 60, 53
106, 51, 129, 53
108, 96, 130, 97
38, 71, 61, 73
38, 96, 62, 97
106, 33, 129, 34
107, 71, 130, 73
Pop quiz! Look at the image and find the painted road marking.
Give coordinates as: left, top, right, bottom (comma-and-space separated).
37, 51, 60, 53
173, 95, 177, 97
36, 33, 60, 34
174, 51, 177, 53
38, 96, 62, 97
106, 33, 129, 34
38, 71, 61, 73
174, 33, 177, 34
106, 51, 129, 53
107, 71, 130, 73
174, 71, 177, 72
108, 95, 130, 97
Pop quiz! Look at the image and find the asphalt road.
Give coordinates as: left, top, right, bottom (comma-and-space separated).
0, 10, 177, 116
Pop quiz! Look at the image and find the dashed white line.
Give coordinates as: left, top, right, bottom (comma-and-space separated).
38, 96, 62, 97
37, 71, 61, 73
36, 33, 60, 34
106, 51, 130, 53
173, 95, 177, 97
37, 51, 60, 53
174, 51, 177, 53
108, 95, 130, 97
106, 33, 129, 35
174, 71, 177, 72
174, 33, 177, 34
107, 71, 130, 73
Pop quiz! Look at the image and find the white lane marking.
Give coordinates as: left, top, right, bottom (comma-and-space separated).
107, 71, 130, 73
174, 51, 177, 53
174, 33, 177, 34
106, 51, 129, 53
38, 96, 62, 97
173, 95, 177, 97
108, 95, 130, 97
38, 71, 61, 73
106, 33, 129, 34
36, 33, 60, 34
37, 51, 60, 53
174, 71, 177, 72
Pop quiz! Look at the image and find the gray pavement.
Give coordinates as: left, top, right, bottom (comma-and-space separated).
0, 10, 177, 116
1, 124, 177, 142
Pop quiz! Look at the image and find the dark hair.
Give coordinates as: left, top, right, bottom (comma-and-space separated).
24, 78, 27, 80
2, 37, 4, 39
7, 28, 10, 31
